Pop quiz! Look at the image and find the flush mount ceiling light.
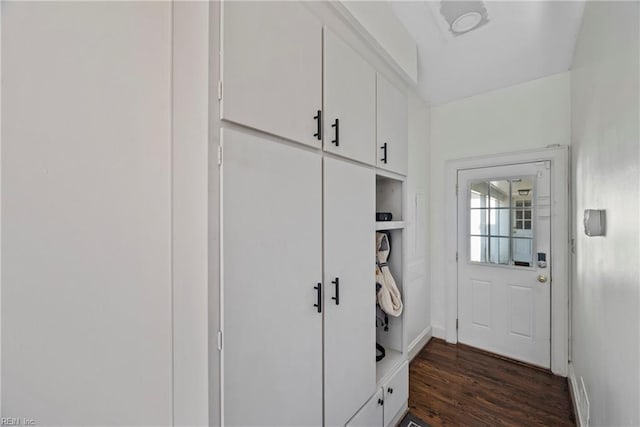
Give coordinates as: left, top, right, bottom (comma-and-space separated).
518, 189, 531, 196
439, 1, 489, 37
452, 11, 483, 33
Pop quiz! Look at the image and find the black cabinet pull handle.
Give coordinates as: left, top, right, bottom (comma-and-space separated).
331, 277, 340, 305
387, 387, 394, 394
331, 118, 339, 146
381, 142, 388, 164
378, 398, 384, 406
313, 110, 322, 141
313, 283, 322, 313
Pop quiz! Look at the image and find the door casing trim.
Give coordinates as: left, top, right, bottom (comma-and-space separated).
444, 146, 569, 376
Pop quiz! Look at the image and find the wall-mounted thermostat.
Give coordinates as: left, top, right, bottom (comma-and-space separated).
584, 209, 605, 236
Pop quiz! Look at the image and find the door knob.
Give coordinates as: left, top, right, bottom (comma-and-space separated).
537, 274, 548, 283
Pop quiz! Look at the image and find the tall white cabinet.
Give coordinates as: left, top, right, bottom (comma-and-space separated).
219, 2, 411, 426
222, 129, 323, 426
324, 158, 376, 426
222, 131, 378, 426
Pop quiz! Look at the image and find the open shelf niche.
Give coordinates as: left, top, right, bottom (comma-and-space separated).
375, 174, 406, 383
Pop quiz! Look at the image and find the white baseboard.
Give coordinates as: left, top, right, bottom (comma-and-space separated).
431, 325, 446, 339
408, 326, 432, 360
568, 363, 589, 427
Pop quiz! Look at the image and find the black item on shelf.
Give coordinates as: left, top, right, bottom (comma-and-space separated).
376, 212, 393, 222
376, 343, 386, 362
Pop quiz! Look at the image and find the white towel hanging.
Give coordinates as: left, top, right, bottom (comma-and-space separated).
375, 232, 403, 317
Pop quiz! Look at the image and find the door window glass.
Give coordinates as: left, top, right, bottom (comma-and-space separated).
469, 177, 534, 267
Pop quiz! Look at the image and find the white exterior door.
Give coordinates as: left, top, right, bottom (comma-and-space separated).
457, 162, 552, 368
323, 158, 376, 427
221, 128, 323, 426
221, 1, 322, 147
323, 29, 376, 165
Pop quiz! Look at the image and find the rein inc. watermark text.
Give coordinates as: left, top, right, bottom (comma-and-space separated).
1, 418, 36, 426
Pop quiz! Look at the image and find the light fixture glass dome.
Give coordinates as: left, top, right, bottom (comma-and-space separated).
451, 11, 483, 34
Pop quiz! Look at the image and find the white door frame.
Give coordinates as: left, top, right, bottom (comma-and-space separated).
444, 146, 569, 376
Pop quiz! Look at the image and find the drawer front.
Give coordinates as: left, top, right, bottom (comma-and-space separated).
346, 389, 383, 427
383, 361, 409, 427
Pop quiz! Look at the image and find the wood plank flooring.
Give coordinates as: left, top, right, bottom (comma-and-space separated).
409, 339, 575, 426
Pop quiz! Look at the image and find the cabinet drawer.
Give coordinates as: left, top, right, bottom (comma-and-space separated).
347, 389, 384, 427
383, 361, 408, 427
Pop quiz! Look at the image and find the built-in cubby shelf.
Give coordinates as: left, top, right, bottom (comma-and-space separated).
375, 348, 403, 384
375, 221, 405, 231
375, 174, 405, 386
376, 175, 403, 222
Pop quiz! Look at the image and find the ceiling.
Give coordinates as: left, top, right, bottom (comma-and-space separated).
391, 1, 585, 105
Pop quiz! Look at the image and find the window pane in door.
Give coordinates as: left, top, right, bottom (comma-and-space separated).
470, 209, 488, 235
512, 238, 533, 267
511, 177, 534, 208
470, 182, 489, 208
468, 176, 536, 268
491, 208, 511, 237
470, 236, 488, 263
489, 237, 510, 265
489, 180, 510, 208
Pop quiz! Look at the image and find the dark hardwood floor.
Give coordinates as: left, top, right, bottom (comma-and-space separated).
409, 339, 575, 426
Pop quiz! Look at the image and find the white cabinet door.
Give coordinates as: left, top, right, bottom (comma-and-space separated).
382, 361, 409, 427
221, 2, 322, 147
346, 389, 384, 427
324, 158, 376, 426
222, 128, 323, 426
324, 29, 376, 165
376, 74, 408, 175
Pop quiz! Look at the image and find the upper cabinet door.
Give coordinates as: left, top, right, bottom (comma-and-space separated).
221, 2, 322, 147
324, 158, 376, 427
324, 29, 376, 165
376, 74, 408, 175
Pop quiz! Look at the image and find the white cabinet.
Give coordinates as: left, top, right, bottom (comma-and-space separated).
376, 74, 408, 175
221, 2, 322, 147
324, 158, 376, 426
219, 4, 410, 426
347, 361, 409, 427
222, 130, 381, 426
347, 390, 384, 427
324, 29, 377, 165
382, 361, 409, 427
221, 128, 323, 426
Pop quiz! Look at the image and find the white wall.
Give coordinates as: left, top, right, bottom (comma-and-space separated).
2, 2, 176, 424
429, 72, 571, 337
405, 92, 431, 356
570, 2, 640, 425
